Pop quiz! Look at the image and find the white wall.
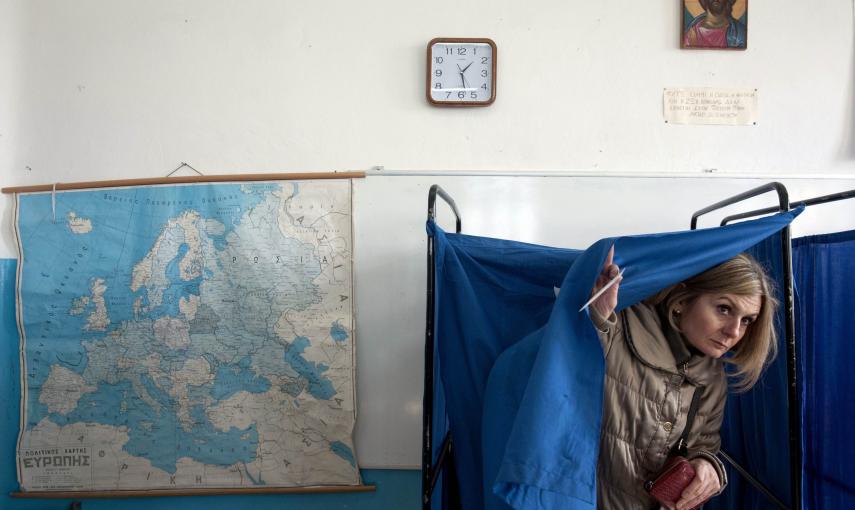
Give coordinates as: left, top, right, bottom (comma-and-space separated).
2, 1, 854, 190
3, 0, 854, 253
1, 0, 855, 468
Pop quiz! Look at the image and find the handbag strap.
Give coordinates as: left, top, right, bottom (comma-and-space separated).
672, 385, 703, 457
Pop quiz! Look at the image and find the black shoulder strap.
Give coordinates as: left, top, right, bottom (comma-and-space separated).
672, 386, 703, 456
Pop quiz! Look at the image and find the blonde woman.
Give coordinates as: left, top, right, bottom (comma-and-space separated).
590, 248, 778, 510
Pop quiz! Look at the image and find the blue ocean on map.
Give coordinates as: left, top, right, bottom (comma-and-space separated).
154, 243, 203, 318
212, 356, 272, 401
52, 379, 259, 473
285, 336, 337, 400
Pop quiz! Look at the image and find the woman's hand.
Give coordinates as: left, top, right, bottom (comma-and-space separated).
590, 245, 621, 319
671, 458, 721, 510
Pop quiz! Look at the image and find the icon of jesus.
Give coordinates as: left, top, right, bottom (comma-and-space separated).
682, 0, 747, 50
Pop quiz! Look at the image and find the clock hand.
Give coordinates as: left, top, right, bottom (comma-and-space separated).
461, 62, 473, 73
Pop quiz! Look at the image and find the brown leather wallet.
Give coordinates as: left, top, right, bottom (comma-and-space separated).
644, 456, 708, 510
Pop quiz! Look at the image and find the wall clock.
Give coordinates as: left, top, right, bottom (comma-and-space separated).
426, 37, 497, 107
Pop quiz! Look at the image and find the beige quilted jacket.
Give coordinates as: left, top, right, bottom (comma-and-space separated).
591, 302, 728, 510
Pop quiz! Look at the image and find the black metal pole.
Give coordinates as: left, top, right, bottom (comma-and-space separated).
423, 185, 461, 510
719, 449, 790, 510
691, 182, 801, 510
690, 182, 788, 230
780, 222, 801, 510
719, 188, 855, 226
422, 228, 436, 510
428, 185, 462, 234
429, 433, 454, 494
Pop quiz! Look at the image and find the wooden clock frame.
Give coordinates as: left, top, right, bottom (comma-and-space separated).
426, 37, 497, 107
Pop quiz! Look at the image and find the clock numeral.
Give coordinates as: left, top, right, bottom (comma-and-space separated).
457, 48, 467, 56
435, 57, 444, 64
435, 82, 441, 89
481, 57, 489, 64
446, 47, 453, 55
446, 92, 453, 99
481, 83, 488, 91
457, 91, 465, 99
470, 92, 477, 99
435, 69, 442, 77
481, 70, 488, 78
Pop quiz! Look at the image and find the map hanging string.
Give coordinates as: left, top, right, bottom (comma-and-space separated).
166, 162, 204, 177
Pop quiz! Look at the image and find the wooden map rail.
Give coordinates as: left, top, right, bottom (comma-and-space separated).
11, 484, 376, 498
1, 172, 366, 194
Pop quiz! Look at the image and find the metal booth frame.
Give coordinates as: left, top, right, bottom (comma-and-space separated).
423, 182, 854, 510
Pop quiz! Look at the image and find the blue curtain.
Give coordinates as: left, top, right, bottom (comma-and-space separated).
429, 223, 581, 510
429, 208, 801, 510
793, 230, 855, 509
707, 234, 792, 510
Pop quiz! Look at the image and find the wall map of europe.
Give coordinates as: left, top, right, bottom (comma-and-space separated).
14, 180, 359, 491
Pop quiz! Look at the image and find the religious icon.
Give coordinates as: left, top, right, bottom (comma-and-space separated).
682, 0, 747, 50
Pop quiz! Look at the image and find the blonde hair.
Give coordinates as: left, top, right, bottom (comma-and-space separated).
646, 253, 778, 392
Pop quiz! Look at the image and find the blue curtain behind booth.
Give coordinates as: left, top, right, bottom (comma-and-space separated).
430, 208, 801, 510
793, 230, 855, 509
707, 235, 792, 510
429, 222, 582, 510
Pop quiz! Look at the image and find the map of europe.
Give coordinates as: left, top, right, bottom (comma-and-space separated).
14, 180, 359, 491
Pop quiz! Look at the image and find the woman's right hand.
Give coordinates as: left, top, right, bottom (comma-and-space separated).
590, 245, 621, 319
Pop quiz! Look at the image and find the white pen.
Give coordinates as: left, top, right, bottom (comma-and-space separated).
579, 267, 626, 312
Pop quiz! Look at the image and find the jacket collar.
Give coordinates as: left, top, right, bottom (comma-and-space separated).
623, 303, 714, 384
657, 305, 694, 370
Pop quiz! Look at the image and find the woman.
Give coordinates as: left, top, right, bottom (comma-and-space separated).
589, 247, 778, 510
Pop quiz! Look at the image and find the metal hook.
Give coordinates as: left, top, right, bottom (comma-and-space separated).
51, 183, 58, 223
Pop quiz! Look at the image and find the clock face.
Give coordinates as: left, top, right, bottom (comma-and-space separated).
427, 38, 496, 106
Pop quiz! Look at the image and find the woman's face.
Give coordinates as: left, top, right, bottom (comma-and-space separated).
678, 293, 762, 358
